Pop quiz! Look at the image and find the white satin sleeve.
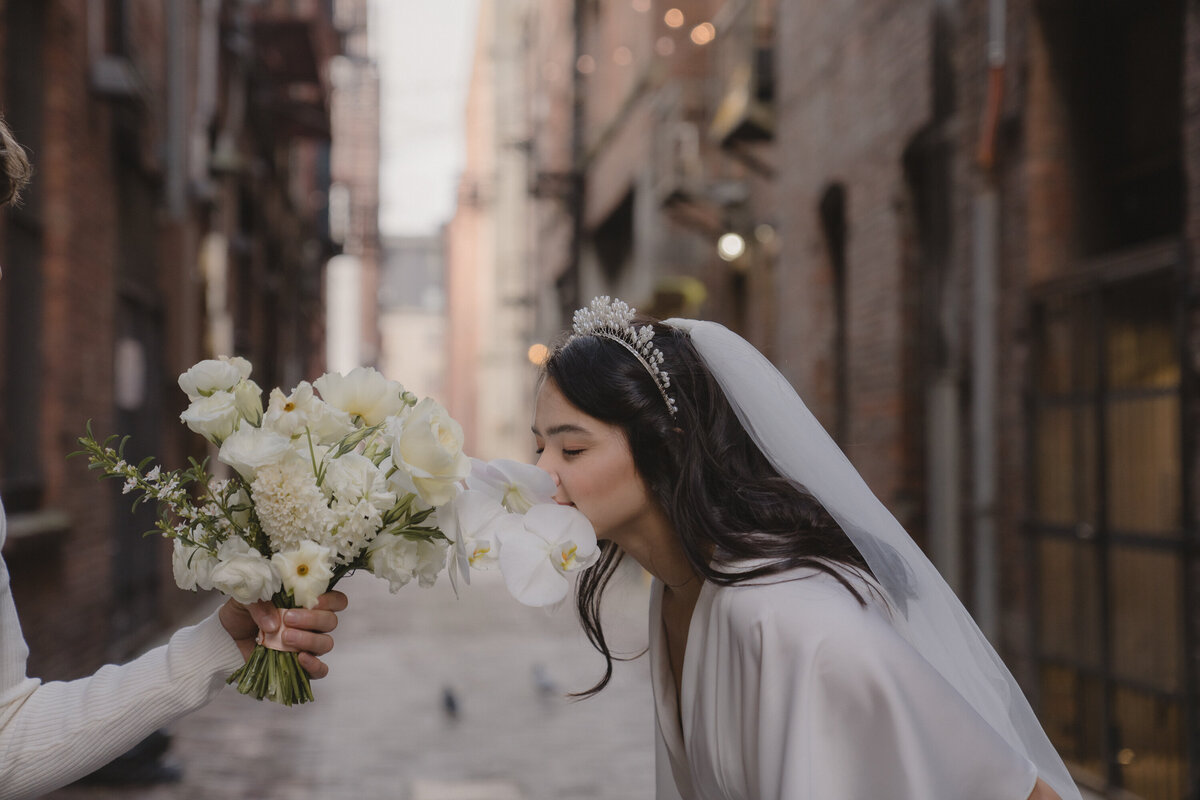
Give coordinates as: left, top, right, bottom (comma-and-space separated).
0, 505, 244, 800
694, 573, 1039, 800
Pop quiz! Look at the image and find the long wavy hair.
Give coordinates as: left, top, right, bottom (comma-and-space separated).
544, 319, 871, 696
0, 116, 32, 207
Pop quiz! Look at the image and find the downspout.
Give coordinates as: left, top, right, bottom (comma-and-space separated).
972, 0, 1005, 641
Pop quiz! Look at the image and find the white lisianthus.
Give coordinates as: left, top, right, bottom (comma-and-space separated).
438, 490, 510, 589
209, 538, 281, 604
496, 503, 599, 607
263, 381, 355, 443
272, 540, 335, 609
180, 391, 242, 444
367, 534, 448, 592
467, 458, 556, 513
389, 398, 470, 507
178, 356, 253, 399
172, 539, 217, 591
252, 459, 336, 553
218, 425, 296, 481
313, 366, 409, 426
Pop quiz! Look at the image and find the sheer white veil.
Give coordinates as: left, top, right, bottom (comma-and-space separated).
665, 317, 1081, 800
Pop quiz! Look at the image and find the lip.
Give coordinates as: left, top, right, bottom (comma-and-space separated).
554, 500, 576, 507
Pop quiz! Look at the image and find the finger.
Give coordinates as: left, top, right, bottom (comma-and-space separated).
247, 600, 280, 633
312, 591, 349, 612
284, 628, 335, 657
296, 652, 329, 680
282, 607, 339, 634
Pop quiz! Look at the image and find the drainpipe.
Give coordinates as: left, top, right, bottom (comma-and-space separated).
972, 0, 1005, 642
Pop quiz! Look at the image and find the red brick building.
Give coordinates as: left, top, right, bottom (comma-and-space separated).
0, 0, 344, 682
519, 1, 1197, 796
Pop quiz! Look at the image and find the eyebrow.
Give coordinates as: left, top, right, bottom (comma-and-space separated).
531, 423, 591, 437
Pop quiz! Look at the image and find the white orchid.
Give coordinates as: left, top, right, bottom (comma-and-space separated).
313, 366, 409, 426
439, 490, 511, 590
218, 425, 296, 481
467, 457, 556, 513
208, 538, 281, 604
272, 540, 335, 609
178, 356, 253, 399
389, 398, 470, 506
179, 390, 242, 444
496, 503, 599, 607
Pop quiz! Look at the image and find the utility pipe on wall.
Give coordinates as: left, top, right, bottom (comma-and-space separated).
972, 0, 1006, 643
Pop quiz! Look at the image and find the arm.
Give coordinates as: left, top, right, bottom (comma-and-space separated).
1029, 778, 1063, 800
0, 518, 344, 800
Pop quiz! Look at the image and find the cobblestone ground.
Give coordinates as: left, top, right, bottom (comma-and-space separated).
41, 562, 657, 800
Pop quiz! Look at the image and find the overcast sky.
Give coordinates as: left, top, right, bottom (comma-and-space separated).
370, 0, 480, 237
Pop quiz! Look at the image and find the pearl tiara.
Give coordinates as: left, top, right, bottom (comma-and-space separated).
571, 296, 677, 417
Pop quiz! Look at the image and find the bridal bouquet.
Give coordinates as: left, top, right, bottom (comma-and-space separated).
76, 356, 598, 706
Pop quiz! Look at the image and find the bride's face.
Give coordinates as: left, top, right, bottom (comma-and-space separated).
532, 379, 657, 544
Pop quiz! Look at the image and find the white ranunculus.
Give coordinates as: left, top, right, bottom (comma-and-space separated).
232, 379, 264, 426
438, 489, 510, 590
272, 540, 335, 609
367, 534, 448, 592
180, 391, 242, 444
313, 366, 409, 426
209, 538, 280, 604
172, 539, 217, 592
178, 356, 253, 399
218, 425, 296, 480
467, 457, 556, 513
497, 503, 599, 607
389, 398, 470, 507
263, 381, 355, 443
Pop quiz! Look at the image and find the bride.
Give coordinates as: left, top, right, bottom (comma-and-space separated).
532, 297, 1078, 800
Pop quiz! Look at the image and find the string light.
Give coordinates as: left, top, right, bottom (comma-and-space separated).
664, 8, 684, 28
691, 22, 715, 45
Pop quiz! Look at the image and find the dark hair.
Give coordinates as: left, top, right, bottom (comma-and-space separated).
544, 319, 870, 696
0, 116, 32, 207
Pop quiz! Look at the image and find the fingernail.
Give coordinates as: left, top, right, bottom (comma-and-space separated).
283, 629, 300, 646
282, 610, 298, 626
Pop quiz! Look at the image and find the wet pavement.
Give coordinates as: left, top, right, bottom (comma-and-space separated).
41, 562, 657, 800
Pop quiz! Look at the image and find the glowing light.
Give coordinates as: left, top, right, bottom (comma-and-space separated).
690, 22, 715, 45
717, 233, 746, 262
664, 8, 684, 28
613, 45, 633, 66
655, 36, 675, 56
528, 343, 551, 366
754, 223, 776, 244
576, 54, 596, 74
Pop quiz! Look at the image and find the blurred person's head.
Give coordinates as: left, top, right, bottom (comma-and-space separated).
0, 115, 31, 208
536, 304, 867, 693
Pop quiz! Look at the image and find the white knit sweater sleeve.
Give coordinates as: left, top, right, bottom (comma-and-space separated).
0, 505, 245, 800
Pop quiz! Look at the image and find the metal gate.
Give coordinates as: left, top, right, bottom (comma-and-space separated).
1027, 244, 1194, 799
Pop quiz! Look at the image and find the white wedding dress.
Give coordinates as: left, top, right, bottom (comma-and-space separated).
649, 566, 1038, 800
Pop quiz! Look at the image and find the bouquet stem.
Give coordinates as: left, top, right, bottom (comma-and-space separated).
227, 643, 313, 705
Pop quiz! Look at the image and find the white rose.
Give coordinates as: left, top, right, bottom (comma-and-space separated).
272, 540, 335, 609
313, 366, 409, 426
172, 539, 217, 592
178, 356, 253, 399
467, 457, 556, 513
209, 538, 280, 604
323, 451, 395, 511
180, 391, 242, 444
218, 425, 296, 480
389, 398, 470, 507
